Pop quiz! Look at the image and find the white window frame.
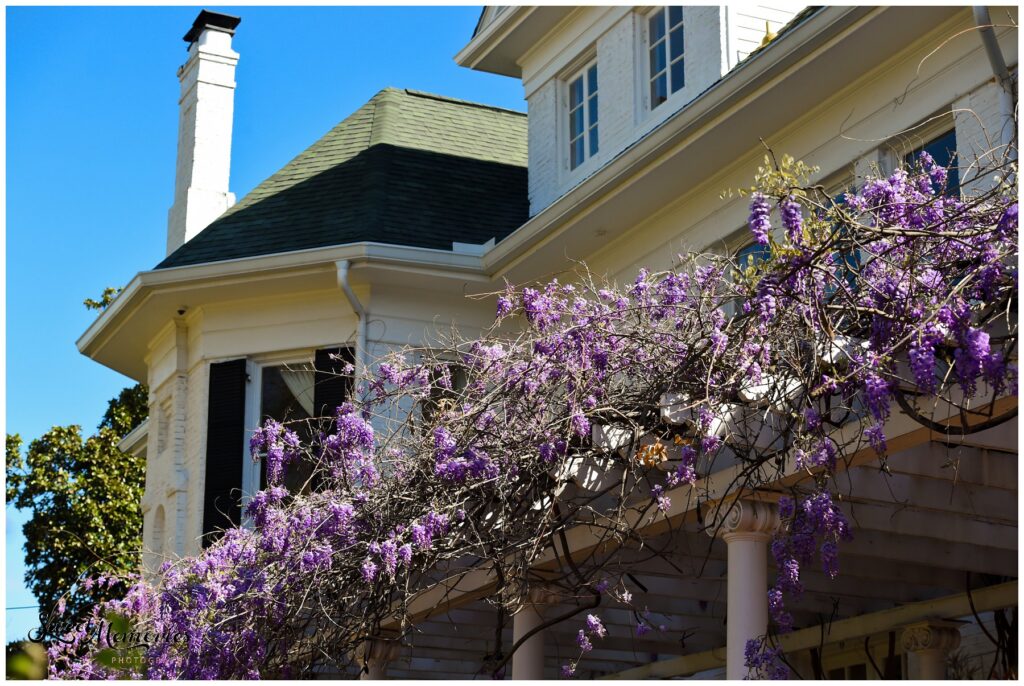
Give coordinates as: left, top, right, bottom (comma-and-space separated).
240, 350, 316, 517
644, 6, 685, 113
562, 56, 600, 177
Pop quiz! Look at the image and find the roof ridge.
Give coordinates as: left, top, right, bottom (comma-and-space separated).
400, 88, 526, 116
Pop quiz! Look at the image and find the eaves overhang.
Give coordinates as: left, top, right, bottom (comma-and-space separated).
117, 418, 149, 456
480, 5, 969, 283
455, 5, 576, 77
77, 242, 488, 382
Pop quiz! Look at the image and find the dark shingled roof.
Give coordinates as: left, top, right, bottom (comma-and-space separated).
157, 88, 528, 269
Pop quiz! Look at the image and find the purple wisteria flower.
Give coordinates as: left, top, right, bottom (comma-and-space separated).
748, 192, 772, 245
585, 614, 606, 638
780, 195, 803, 244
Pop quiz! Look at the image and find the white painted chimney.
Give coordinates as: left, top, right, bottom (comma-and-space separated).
166, 10, 241, 255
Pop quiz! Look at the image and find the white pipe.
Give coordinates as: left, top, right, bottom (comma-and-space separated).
973, 6, 1017, 161
336, 260, 368, 395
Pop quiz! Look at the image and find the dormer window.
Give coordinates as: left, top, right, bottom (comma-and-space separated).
647, 6, 684, 109
568, 61, 599, 170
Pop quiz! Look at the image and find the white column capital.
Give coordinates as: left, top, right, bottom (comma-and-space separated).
901, 620, 962, 654
525, 586, 560, 607
709, 499, 780, 543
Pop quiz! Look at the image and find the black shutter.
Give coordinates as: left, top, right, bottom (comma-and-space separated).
202, 358, 247, 546
313, 347, 355, 420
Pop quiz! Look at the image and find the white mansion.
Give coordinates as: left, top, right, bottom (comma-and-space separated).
78, 6, 1017, 680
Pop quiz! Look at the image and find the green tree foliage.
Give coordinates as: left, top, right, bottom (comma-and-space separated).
6, 384, 149, 625
82, 287, 121, 312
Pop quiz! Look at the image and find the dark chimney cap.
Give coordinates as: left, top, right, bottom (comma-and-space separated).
183, 10, 241, 45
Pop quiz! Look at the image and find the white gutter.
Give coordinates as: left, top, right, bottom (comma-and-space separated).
77, 240, 485, 356
973, 6, 1017, 161
336, 259, 369, 396
117, 418, 149, 455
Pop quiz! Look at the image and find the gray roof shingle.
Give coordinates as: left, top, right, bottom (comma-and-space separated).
157, 88, 527, 269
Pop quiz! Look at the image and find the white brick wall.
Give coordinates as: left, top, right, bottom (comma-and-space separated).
142, 324, 206, 571
595, 13, 637, 164
182, 359, 209, 556
954, 79, 1015, 197
527, 80, 559, 215
167, 29, 238, 255
525, 6, 801, 217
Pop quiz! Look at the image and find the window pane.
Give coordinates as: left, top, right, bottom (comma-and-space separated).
261, 365, 314, 424
737, 242, 771, 270
670, 25, 685, 60
589, 124, 599, 156
587, 65, 598, 94
571, 137, 584, 169
588, 94, 598, 125
571, 107, 584, 135
650, 41, 666, 75
570, 76, 583, 108
670, 58, 685, 92
261, 364, 315, 493
651, 73, 668, 108
649, 11, 665, 42
905, 129, 959, 194
668, 6, 683, 27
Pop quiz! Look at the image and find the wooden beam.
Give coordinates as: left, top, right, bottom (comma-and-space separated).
602, 581, 1018, 679
929, 416, 1017, 452
841, 528, 1016, 577
883, 443, 1017, 491
836, 467, 1017, 523
840, 496, 1017, 549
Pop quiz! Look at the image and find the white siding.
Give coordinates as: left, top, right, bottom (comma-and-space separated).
595, 13, 638, 168
725, 5, 802, 69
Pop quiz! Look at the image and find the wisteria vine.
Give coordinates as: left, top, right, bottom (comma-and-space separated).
48, 152, 1017, 679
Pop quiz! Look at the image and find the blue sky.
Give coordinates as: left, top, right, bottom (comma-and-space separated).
6, 5, 524, 642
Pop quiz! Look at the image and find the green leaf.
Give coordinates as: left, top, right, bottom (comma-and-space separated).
93, 649, 119, 668
104, 611, 131, 636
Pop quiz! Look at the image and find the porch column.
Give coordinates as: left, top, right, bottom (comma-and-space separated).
710, 499, 780, 679
901, 620, 962, 680
512, 589, 551, 679
358, 637, 399, 680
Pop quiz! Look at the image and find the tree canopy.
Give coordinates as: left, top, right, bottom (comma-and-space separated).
7, 384, 148, 627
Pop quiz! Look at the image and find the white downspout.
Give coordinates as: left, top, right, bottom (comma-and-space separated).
973, 6, 1017, 162
336, 260, 368, 397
